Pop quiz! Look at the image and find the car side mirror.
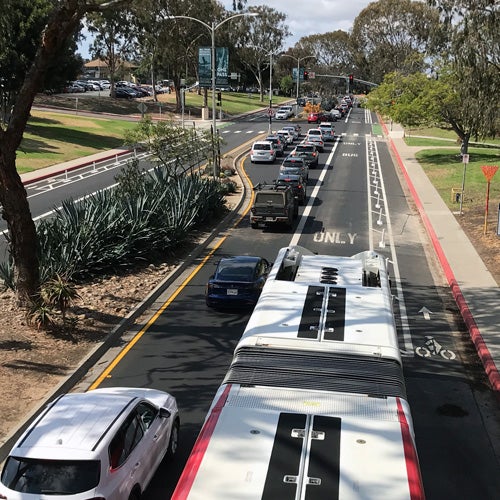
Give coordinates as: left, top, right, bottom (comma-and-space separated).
160, 408, 172, 419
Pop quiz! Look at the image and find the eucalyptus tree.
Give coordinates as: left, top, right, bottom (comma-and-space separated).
87, 8, 138, 95
0, 0, 130, 306
427, 0, 499, 151
234, 6, 290, 102
295, 31, 353, 95
351, 0, 441, 83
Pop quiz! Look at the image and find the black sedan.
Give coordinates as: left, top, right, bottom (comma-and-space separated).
205, 256, 271, 309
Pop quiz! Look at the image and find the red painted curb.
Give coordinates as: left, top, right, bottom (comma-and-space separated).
379, 116, 500, 391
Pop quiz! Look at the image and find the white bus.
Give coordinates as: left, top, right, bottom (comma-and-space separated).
172, 246, 424, 500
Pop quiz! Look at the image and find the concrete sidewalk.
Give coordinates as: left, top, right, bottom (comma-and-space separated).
382, 120, 500, 391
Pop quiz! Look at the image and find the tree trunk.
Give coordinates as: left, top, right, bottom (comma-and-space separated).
0, 145, 39, 306
0, 1, 84, 304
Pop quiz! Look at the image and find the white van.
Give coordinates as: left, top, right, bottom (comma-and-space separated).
250, 141, 276, 163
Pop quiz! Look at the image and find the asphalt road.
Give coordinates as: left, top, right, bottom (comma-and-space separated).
10, 106, 500, 498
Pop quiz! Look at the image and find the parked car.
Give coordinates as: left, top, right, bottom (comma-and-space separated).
130, 85, 151, 97
289, 143, 319, 168
296, 97, 306, 106
276, 173, 307, 205
0, 387, 179, 500
114, 87, 140, 99
64, 83, 85, 93
280, 156, 309, 181
250, 141, 276, 163
206, 256, 271, 308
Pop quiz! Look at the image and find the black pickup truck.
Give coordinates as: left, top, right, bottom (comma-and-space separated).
250, 183, 298, 229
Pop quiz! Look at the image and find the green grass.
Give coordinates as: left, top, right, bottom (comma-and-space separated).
415, 147, 500, 210
405, 137, 459, 147
21, 93, 292, 173
17, 111, 138, 172
180, 90, 291, 115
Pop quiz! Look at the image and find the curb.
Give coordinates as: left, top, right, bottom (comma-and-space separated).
379, 116, 500, 391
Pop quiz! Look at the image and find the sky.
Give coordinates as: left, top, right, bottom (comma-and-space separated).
78, 0, 373, 59
220, 0, 373, 48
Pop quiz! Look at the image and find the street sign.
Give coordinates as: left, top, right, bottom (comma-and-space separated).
137, 102, 147, 115
308, 71, 316, 79
462, 153, 469, 164
267, 108, 275, 116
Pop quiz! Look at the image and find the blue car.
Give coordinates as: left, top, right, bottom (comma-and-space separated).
206, 256, 271, 309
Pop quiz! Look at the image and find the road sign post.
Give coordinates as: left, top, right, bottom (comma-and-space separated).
459, 153, 470, 215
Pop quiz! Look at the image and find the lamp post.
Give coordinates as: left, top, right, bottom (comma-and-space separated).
166, 12, 258, 178
281, 54, 315, 112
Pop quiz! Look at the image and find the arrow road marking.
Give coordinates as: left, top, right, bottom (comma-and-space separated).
418, 307, 433, 320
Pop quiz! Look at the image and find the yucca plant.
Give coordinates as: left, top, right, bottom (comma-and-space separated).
40, 274, 80, 323
27, 301, 56, 330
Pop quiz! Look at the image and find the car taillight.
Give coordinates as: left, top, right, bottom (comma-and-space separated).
312, 152, 317, 157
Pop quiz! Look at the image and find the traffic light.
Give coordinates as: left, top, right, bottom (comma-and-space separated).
349, 74, 354, 84
217, 92, 222, 105
303, 71, 309, 81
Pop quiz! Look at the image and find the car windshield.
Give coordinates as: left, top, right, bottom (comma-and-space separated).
216, 262, 255, 281
1, 457, 100, 495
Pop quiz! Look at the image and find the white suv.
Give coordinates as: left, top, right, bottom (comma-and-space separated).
0, 387, 179, 500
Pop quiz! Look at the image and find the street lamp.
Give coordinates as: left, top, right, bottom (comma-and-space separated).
281, 54, 315, 111
166, 12, 258, 178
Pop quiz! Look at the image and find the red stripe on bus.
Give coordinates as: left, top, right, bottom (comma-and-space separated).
171, 384, 232, 500
397, 397, 426, 500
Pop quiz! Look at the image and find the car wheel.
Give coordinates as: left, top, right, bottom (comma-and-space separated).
128, 490, 140, 500
166, 418, 180, 459
251, 222, 259, 229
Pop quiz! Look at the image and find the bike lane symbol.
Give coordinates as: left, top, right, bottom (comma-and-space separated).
415, 335, 456, 360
